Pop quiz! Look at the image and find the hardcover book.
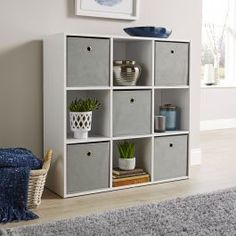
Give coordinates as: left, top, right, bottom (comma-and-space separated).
113, 174, 150, 187
112, 168, 144, 176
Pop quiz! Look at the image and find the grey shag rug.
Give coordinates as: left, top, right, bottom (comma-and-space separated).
1, 188, 236, 236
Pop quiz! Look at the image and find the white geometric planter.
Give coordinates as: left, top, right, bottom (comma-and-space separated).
118, 157, 136, 170
69, 111, 92, 139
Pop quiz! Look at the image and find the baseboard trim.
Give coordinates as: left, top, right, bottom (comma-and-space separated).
190, 148, 202, 165
201, 119, 236, 131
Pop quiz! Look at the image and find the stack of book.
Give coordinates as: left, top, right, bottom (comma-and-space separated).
112, 168, 150, 187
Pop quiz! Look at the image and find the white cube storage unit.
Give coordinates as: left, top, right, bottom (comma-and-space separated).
44, 33, 190, 198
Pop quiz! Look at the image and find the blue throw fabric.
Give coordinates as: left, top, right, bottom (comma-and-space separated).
0, 148, 43, 223
0, 148, 42, 169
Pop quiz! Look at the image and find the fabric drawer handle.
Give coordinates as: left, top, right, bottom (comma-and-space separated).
87, 151, 92, 157
130, 98, 135, 103
87, 46, 92, 52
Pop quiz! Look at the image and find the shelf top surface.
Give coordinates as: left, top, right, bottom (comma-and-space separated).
66, 86, 111, 91
67, 135, 110, 144
154, 86, 189, 89
66, 86, 189, 91
154, 130, 189, 137
48, 33, 191, 43
112, 86, 153, 90
66, 131, 190, 144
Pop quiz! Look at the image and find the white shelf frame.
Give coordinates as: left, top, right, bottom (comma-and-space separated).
113, 86, 153, 90
66, 136, 110, 144
66, 176, 189, 198
66, 86, 111, 91
154, 130, 189, 137
44, 33, 191, 198
154, 86, 190, 89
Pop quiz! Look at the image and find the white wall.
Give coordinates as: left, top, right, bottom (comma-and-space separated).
201, 87, 236, 130
0, 0, 202, 157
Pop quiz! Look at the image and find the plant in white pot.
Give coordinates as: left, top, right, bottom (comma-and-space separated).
69, 98, 101, 139
118, 141, 136, 170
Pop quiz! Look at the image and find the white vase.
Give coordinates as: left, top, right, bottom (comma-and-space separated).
118, 157, 136, 170
204, 64, 215, 85
213, 53, 221, 84
69, 111, 92, 139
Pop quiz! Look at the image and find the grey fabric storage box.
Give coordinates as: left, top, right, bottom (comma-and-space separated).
113, 90, 152, 137
67, 37, 110, 87
67, 142, 110, 194
155, 42, 189, 86
154, 135, 188, 181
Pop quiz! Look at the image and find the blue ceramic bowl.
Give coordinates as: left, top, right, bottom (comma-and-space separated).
123, 26, 172, 38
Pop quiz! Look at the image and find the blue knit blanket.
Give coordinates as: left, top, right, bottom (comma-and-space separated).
0, 148, 43, 223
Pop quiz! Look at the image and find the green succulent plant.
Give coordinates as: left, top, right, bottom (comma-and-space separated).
69, 98, 101, 112
118, 141, 135, 159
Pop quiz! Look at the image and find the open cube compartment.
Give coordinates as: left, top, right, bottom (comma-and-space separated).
112, 137, 152, 185
113, 39, 153, 86
67, 90, 110, 140
154, 89, 190, 132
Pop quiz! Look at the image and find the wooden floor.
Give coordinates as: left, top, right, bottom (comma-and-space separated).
3, 129, 236, 229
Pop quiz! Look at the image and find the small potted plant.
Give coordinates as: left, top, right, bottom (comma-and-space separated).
69, 98, 101, 139
117, 141, 136, 170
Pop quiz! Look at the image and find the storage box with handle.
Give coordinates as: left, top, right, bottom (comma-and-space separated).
27, 149, 53, 209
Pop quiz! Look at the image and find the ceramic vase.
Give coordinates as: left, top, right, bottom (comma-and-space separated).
69, 111, 92, 139
118, 157, 136, 170
113, 60, 141, 86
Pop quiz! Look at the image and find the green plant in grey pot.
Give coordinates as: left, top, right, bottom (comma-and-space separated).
117, 141, 136, 170
69, 98, 100, 139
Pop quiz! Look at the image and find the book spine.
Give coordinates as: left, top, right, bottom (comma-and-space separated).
113, 176, 150, 187
112, 169, 144, 176
113, 172, 146, 179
